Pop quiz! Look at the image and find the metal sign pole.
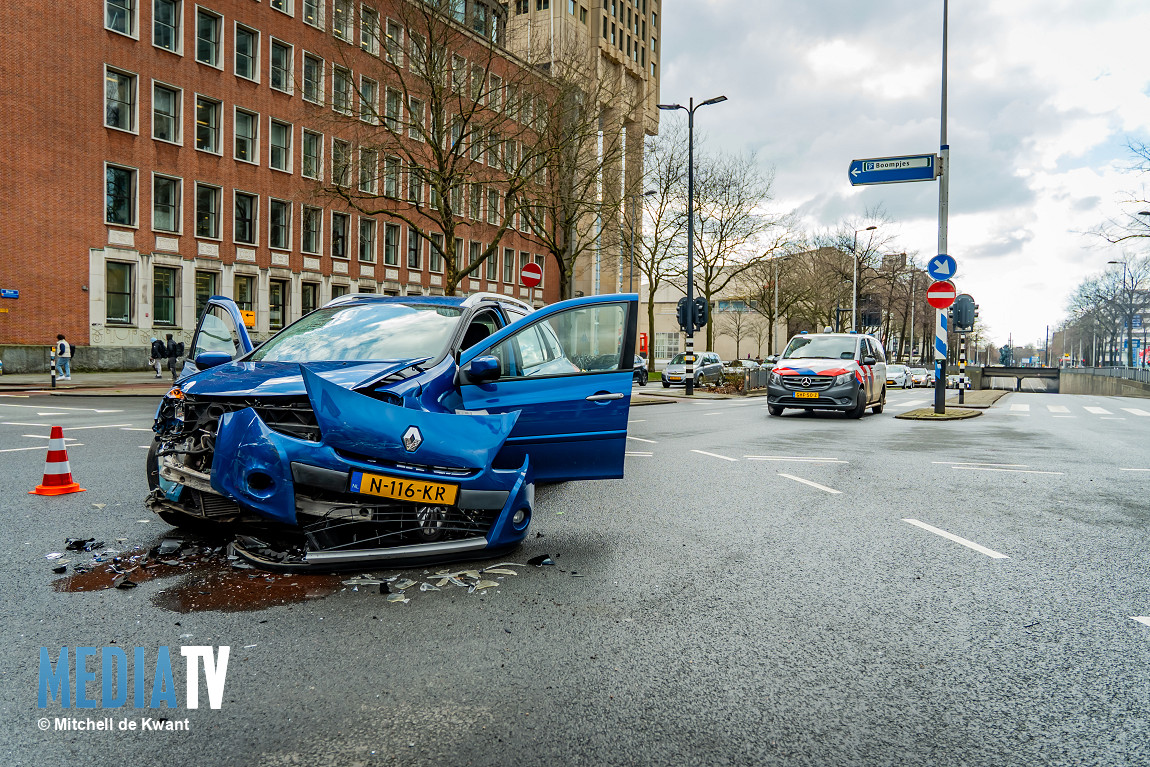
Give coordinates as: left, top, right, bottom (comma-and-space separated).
934, 0, 950, 415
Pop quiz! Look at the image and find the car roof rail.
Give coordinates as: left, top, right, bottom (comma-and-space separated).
461, 292, 534, 313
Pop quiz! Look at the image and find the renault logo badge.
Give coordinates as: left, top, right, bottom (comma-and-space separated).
402, 426, 422, 452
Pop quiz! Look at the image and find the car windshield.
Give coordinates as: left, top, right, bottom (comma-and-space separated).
249, 303, 462, 362
911, 368, 928, 375
782, 336, 858, 360
888, 365, 906, 373
669, 353, 690, 365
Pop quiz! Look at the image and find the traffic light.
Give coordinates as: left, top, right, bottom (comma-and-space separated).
693, 297, 709, 330
952, 294, 976, 331
676, 297, 711, 332
676, 297, 690, 331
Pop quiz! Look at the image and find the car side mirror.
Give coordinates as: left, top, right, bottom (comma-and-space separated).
766, 355, 778, 363
195, 351, 233, 370
463, 355, 501, 383
863, 356, 877, 366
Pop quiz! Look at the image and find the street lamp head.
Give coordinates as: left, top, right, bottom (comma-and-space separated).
700, 95, 728, 107
1138, 210, 1150, 216
657, 103, 683, 111
866, 225, 877, 231
643, 189, 657, 196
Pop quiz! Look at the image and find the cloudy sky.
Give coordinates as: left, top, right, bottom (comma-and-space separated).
658, 0, 1150, 345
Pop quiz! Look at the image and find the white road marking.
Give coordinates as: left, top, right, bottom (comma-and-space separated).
139, 445, 152, 449
0, 394, 30, 398
1007, 413, 1030, 416
61, 424, 134, 431
628, 419, 646, 423
121, 427, 154, 432
1102, 418, 1126, 421
902, 518, 1009, 559
627, 436, 657, 444
691, 450, 737, 462
778, 473, 842, 494
0, 444, 84, 453
933, 461, 1028, 468
1120, 468, 1150, 472
1, 422, 51, 427
0, 403, 122, 413
745, 455, 847, 463
1010, 403, 1030, 412
703, 412, 723, 416
1084, 406, 1112, 415
21, 434, 80, 441
899, 399, 928, 408
1047, 404, 1070, 413
952, 466, 1064, 476
625, 451, 652, 457
36, 412, 70, 416
1053, 416, 1076, 418
1132, 617, 1150, 627
1122, 408, 1150, 417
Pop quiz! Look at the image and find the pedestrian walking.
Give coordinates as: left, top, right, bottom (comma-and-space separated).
164, 333, 183, 382
55, 334, 72, 380
149, 337, 165, 378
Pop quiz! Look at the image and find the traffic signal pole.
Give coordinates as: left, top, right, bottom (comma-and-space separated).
684, 98, 696, 396
934, 0, 950, 415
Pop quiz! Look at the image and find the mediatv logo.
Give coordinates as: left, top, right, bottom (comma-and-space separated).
38, 646, 229, 709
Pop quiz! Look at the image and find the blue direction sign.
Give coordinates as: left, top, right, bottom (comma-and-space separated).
927, 254, 957, 281
848, 154, 938, 186
0, 289, 18, 299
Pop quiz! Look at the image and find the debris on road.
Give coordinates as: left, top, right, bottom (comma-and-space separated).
528, 555, 555, 567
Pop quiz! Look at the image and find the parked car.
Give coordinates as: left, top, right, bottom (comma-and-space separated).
886, 364, 913, 389
633, 354, 648, 386
662, 351, 724, 388
946, 374, 965, 389
765, 331, 888, 418
147, 292, 638, 569
910, 368, 933, 387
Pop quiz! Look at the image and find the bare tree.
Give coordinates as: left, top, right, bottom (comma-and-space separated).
1094, 140, 1150, 245
716, 304, 757, 359
740, 247, 810, 355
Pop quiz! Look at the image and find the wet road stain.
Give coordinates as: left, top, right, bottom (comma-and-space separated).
52, 535, 341, 613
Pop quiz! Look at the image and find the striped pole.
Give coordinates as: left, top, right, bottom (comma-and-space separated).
684, 337, 695, 393
958, 332, 967, 404
934, 309, 948, 413
50, 346, 56, 389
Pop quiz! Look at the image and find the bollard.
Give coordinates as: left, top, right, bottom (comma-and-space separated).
50, 347, 56, 389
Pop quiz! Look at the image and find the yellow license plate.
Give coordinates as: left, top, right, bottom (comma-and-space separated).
668, 375, 682, 381
350, 471, 459, 506
794, 391, 819, 399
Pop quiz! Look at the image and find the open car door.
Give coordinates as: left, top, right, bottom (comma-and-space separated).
180, 296, 255, 379
458, 294, 637, 482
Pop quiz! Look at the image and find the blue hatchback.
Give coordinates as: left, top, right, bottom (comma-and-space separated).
147, 292, 638, 569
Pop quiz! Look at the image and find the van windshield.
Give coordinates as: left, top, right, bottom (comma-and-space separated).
782, 336, 858, 360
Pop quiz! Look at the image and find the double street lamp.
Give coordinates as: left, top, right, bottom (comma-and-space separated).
657, 95, 727, 395
1108, 258, 1134, 367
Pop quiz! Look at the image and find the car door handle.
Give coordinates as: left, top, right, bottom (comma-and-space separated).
586, 392, 624, 402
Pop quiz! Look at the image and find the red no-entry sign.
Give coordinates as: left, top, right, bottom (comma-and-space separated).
926, 280, 957, 309
520, 262, 543, 288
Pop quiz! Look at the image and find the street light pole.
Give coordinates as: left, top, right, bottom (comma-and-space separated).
658, 95, 727, 396
1109, 258, 1132, 368
852, 225, 877, 332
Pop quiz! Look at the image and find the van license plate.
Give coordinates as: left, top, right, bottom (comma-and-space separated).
794, 392, 819, 399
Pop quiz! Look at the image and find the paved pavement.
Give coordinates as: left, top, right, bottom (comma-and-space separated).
3, 388, 1149, 766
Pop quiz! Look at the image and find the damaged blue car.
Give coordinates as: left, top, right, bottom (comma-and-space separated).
146, 292, 637, 569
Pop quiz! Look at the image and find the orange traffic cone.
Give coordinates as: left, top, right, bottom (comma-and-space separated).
29, 426, 85, 496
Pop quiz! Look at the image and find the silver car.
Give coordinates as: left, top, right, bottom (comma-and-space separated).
662, 351, 724, 388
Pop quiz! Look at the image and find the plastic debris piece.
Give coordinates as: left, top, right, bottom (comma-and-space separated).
448, 577, 469, 588
419, 582, 440, 592
64, 538, 93, 551
231, 561, 254, 570
84, 540, 105, 552
386, 593, 410, 604
393, 578, 416, 591
116, 538, 128, 543
112, 574, 137, 589
527, 555, 555, 567
481, 568, 518, 576
158, 539, 182, 556
473, 580, 498, 590
460, 570, 481, 580
52, 564, 67, 574
434, 577, 451, 588
45, 552, 64, 560
92, 503, 107, 510
485, 562, 527, 569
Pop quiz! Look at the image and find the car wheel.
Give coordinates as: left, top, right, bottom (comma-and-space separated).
768, 405, 784, 416
872, 386, 886, 414
146, 440, 161, 490
639, 371, 648, 387
695, 373, 704, 388
848, 388, 866, 418
661, 379, 670, 388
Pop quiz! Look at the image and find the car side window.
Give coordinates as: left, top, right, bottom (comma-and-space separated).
193, 307, 240, 359
482, 303, 628, 379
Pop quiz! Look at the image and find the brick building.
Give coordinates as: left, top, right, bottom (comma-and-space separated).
0, 0, 566, 370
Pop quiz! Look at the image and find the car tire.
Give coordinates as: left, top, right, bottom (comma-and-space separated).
848, 388, 866, 419
695, 373, 704, 388
768, 405, 784, 416
872, 387, 886, 414
639, 371, 648, 387
146, 440, 161, 490
662, 380, 670, 388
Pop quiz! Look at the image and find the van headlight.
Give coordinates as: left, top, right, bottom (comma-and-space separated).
769, 371, 781, 384
835, 372, 854, 385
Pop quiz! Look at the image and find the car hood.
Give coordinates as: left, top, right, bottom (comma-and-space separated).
772, 359, 859, 376
176, 359, 428, 397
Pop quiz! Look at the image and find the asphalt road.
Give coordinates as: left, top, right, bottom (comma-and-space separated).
2, 387, 1148, 766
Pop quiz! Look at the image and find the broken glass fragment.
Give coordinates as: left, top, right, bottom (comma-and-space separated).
386, 593, 409, 603
481, 568, 517, 576
473, 580, 498, 590
158, 539, 182, 556
393, 578, 416, 591
419, 582, 440, 592
527, 555, 555, 567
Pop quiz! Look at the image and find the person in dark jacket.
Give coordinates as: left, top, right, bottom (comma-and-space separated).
149, 337, 165, 378
165, 334, 181, 381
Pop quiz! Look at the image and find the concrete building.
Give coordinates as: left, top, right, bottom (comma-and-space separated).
0, 0, 562, 371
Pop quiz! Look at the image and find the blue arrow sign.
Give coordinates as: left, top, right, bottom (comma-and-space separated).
848, 154, 938, 186
927, 254, 957, 281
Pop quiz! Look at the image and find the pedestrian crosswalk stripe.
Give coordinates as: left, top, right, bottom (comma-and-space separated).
1121, 408, 1150, 416
1084, 406, 1111, 415
1046, 404, 1069, 413
1010, 403, 1029, 412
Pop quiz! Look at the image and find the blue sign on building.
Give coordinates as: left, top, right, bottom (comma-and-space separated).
848, 154, 938, 186
0, 289, 18, 299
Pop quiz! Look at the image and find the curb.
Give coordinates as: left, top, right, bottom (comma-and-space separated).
895, 407, 983, 421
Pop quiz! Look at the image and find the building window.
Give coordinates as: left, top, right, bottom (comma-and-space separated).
270, 119, 291, 171
360, 6, 380, 54
195, 8, 221, 67
106, 0, 136, 35
501, 247, 515, 284
152, 83, 181, 143
154, 266, 178, 325
302, 206, 321, 253
270, 39, 292, 92
269, 0, 291, 15
331, 212, 349, 258
534, 254, 546, 287
194, 183, 220, 238
302, 130, 322, 178
487, 189, 499, 225
489, 75, 503, 112
234, 191, 257, 244
195, 96, 221, 153
654, 332, 680, 361
153, 0, 181, 51
332, 0, 351, 40
302, 0, 321, 27
194, 270, 216, 318
429, 233, 443, 273
408, 166, 423, 204
152, 174, 181, 233
480, 243, 495, 280
385, 19, 402, 64
270, 199, 291, 249
384, 88, 401, 131
106, 262, 133, 324
105, 164, 137, 226
332, 139, 351, 186
469, 185, 481, 220
331, 284, 349, 299
105, 69, 136, 132
234, 109, 258, 163
407, 229, 422, 270
407, 98, 424, 140
269, 279, 288, 330
358, 149, 377, 194
383, 155, 399, 198
360, 77, 377, 123
303, 54, 323, 103
235, 25, 258, 80
359, 218, 376, 262
233, 274, 255, 312
383, 223, 399, 265
332, 67, 352, 114
302, 282, 319, 315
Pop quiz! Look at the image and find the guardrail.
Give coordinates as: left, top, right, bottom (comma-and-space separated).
1062, 367, 1150, 385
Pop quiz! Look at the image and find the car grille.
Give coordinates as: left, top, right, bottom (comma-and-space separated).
302, 505, 498, 551
334, 449, 477, 478
780, 375, 835, 391
183, 395, 321, 442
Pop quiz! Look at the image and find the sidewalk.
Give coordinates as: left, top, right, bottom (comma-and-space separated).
634, 385, 769, 402
0, 370, 174, 396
